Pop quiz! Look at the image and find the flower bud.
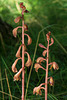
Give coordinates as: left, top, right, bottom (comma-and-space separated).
52, 62, 59, 70
49, 77, 54, 86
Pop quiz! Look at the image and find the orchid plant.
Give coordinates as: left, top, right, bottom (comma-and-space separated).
11, 3, 32, 100
33, 32, 59, 100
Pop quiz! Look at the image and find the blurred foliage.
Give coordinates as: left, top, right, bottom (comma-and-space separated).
0, 0, 67, 100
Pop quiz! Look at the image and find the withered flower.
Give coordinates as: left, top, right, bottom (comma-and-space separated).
33, 86, 42, 95
25, 52, 32, 67
42, 50, 47, 57
50, 62, 59, 70
14, 16, 21, 23
49, 77, 54, 86
36, 57, 46, 64
24, 24, 28, 31
24, 34, 32, 45
12, 59, 19, 73
14, 68, 22, 81
12, 26, 22, 38
16, 45, 22, 58
34, 63, 46, 72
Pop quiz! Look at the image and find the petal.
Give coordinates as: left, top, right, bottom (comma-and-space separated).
42, 50, 47, 57
36, 57, 46, 63
13, 68, 22, 81
39, 43, 46, 49
12, 59, 19, 73
24, 33, 32, 45
14, 16, 21, 23
12, 26, 22, 38
25, 52, 32, 67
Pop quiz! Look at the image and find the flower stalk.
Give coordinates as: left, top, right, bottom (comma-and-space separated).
12, 2, 32, 100
33, 31, 59, 100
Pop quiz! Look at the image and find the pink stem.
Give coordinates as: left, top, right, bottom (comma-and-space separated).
45, 40, 49, 100
22, 10, 24, 100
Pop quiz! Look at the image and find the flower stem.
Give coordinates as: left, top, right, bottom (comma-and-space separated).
22, 10, 24, 100
45, 40, 49, 100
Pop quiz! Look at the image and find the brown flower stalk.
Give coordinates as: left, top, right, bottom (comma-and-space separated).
12, 2, 32, 100
33, 31, 59, 100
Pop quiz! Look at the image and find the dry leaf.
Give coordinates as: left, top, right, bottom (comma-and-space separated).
42, 50, 47, 57
13, 26, 22, 38
39, 43, 46, 49
36, 57, 46, 63
12, 59, 19, 73
14, 16, 21, 23
13, 68, 22, 81
25, 52, 32, 67
25, 33, 32, 45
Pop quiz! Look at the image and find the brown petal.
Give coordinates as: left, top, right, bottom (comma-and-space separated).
24, 33, 32, 45
34, 63, 45, 72
42, 50, 47, 57
36, 57, 46, 63
49, 77, 54, 86
39, 43, 46, 49
24, 24, 28, 31
13, 26, 22, 38
14, 16, 21, 23
52, 62, 59, 70
16, 45, 22, 58
13, 68, 22, 81
25, 52, 32, 67
49, 38, 54, 46
12, 59, 19, 73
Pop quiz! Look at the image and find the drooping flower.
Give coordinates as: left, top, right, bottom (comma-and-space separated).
49, 77, 54, 86
49, 38, 54, 46
16, 45, 22, 58
12, 59, 19, 73
34, 63, 46, 72
42, 50, 47, 57
14, 16, 21, 23
33, 86, 42, 95
24, 34, 32, 45
24, 24, 28, 31
39, 43, 46, 49
25, 52, 32, 67
12, 26, 22, 38
13, 68, 22, 81
36, 57, 46, 64
50, 62, 59, 70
